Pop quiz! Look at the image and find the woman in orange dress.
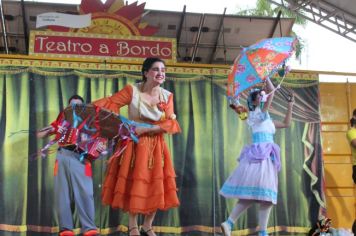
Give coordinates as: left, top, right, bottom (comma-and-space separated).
93, 57, 181, 236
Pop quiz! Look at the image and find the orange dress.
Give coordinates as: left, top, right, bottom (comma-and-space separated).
93, 83, 181, 214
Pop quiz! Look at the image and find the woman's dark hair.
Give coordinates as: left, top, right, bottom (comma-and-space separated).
247, 89, 261, 111
350, 109, 356, 126
68, 95, 84, 105
141, 57, 165, 82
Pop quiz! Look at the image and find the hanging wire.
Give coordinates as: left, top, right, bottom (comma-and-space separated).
8, 129, 36, 137
222, 21, 227, 64
184, 11, 189, 61
279, 9, 283, 37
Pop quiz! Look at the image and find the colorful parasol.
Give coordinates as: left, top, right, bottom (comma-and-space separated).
227, 37, 297, 103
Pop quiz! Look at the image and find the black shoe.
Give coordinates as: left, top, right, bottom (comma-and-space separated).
128, 227, 140, 236
140, 227, 153, 236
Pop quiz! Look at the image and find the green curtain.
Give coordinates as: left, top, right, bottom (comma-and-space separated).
0, 66, 323, 235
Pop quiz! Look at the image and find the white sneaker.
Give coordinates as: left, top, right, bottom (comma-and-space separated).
221, 222, 231, 236
258, 230, 268, 236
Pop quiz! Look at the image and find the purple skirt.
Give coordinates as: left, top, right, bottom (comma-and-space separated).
220, 142, 281, 204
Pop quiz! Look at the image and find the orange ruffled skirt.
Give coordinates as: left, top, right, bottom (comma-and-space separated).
101, 134, 179, 214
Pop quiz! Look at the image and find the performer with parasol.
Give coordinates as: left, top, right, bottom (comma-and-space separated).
92, 57, 181, 236
220, 37, 297, 236
37, 95, 104, 236
346, 108, 356, 232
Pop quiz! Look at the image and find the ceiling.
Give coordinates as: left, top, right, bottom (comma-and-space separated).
0, 0, 295, 64
268, 0, 356, 43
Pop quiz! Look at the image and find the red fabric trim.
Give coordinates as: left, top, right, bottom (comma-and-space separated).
53, 160, 58, 176
85, 162, 92, 177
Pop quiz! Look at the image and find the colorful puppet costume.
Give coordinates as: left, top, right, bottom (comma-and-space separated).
93, 83, 181, 214
220, 107, 281, 204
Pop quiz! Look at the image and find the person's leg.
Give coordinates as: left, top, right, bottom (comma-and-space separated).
54, 151, 74, 233
221, 200, 254, 236
128, 213, 140, 236
141, 212, 157, 236
229, 199, 255, 222
70, 155, 96, 234
258, 201, 273, 236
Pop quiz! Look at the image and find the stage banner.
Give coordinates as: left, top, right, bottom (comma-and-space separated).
29, 30, 177, 63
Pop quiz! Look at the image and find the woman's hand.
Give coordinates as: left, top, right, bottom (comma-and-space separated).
287, 93, 295, 106
36, 126, 55, 138
134, 125, 163, 136
57, 125, 68, 134
234, 105, 248, 114
96, 142, 107, 153
134, 127, 149, 136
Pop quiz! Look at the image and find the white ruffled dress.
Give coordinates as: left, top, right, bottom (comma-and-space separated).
220, 107, 281, 204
